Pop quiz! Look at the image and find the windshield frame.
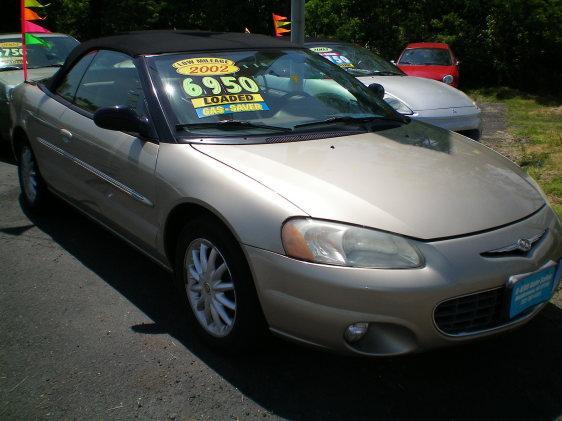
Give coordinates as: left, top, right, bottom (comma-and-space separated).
145, 48, 406, 144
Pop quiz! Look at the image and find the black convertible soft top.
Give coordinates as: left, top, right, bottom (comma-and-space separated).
48, 30, 298, 89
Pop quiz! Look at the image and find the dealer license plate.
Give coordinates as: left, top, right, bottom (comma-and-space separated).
509, 262, 560, 319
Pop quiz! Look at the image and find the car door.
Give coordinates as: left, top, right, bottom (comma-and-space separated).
55, 50, 159, 251
29, 52, 95, 196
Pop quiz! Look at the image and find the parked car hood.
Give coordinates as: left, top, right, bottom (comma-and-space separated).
193, 122, 544, 240
0, 67, 58, 101
357, 75, 473, 111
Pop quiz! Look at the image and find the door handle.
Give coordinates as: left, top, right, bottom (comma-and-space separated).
59, 128, 73, 142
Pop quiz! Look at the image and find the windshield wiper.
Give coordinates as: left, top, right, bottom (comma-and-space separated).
0, 66, 21, 71
294, 115, 407, 129
371, 71, 402, 76
177, 120, 293, 133
27, 64, 63, 70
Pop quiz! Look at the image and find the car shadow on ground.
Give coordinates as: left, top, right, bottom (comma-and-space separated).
18, 198, 562, 420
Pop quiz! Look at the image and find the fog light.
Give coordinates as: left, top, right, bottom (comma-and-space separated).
344, 322, 369, 343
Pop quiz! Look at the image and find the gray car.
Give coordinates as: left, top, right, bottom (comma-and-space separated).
0, 33, 78, 142
10, 31, 562, 356
306, 41, 482, 140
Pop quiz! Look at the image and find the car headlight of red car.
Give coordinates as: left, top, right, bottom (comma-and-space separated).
442, 74, 454, 84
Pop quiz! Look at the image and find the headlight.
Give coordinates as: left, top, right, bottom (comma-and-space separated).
383, 94, 414, 115
281, 218, 423, 269
442, 75, 454, 84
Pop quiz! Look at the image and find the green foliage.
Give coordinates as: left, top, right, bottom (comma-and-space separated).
1, 0, 560, 94
306, 0, 562, 94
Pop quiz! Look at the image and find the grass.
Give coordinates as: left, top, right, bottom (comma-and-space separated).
467, 87, 562, 218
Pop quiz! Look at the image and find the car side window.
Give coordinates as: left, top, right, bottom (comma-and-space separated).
55, 52, 96, 103
73, 50, 146, 115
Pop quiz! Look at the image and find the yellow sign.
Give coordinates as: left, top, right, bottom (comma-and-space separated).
0, 42, 23, 48
173, 57, 239, 76
0, 57, 23, 64
197, 102, 269, 118
191, 93, 264, 108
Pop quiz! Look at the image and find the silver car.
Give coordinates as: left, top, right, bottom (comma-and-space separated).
306, 41, 482, 140
0, 33, 78, 142
10, 31, 562, 356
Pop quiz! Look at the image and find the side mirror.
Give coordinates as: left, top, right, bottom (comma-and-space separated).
368, 83, 385, 99
93, 106, 151, 137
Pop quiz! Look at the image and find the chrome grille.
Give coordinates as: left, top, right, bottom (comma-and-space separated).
434, 287, 507, 335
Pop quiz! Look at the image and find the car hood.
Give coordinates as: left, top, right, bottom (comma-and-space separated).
192, 122, 544, 240
357, 75, 473, 111
0, 68, 58, 100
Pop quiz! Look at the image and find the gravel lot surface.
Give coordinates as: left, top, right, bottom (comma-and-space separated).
1, 107, 561, 420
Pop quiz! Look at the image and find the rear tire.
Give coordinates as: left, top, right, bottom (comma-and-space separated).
17, 142, 50, 211
174, 218, 267, 352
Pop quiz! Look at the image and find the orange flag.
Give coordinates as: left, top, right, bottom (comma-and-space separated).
24, 7, 44, 20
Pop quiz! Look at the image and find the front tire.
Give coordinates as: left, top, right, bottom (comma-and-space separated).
174, 218, 267, 351
17, 142, 50, 210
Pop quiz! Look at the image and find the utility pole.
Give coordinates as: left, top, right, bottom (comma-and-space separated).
290, 0, 304, 46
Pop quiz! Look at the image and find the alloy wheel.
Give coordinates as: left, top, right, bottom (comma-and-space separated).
184, 238, 237, 337
21, 146, 38, 203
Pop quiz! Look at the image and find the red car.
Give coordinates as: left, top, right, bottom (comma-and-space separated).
395, 42, 460, 87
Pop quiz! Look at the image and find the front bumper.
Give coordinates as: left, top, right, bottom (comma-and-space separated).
411, 105, 482, 134
245, 206, 562, 356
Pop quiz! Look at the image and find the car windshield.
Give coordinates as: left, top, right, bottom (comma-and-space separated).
148, 49, 402, 138
0, 36, 78, 71
308, 43, 404, 77
398, 48, 452, 66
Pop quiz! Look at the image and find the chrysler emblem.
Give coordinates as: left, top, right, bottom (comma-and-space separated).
482, 230, 546, 256
517, 238, 533, 252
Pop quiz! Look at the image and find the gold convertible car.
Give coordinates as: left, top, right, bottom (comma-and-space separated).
9, 31, 562, 356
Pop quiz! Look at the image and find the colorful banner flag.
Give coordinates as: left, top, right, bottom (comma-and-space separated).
24, 8, 44, 21
25, 0, 48, 7
23, 20, 51, 33
21, 0, 51, 80
25, 33, 51, 48
272, 13, 291, 37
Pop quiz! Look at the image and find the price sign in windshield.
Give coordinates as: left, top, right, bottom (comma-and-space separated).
173, 58, 270, 118
0, 42, 24, 66
321, 52, 355, 68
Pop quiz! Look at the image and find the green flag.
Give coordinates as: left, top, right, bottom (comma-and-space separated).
25, 0, 48, 7
25, 33, 51, 48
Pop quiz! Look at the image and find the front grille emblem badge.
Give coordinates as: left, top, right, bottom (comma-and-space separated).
482, 230, 546, 257
517, 238, 533, 252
